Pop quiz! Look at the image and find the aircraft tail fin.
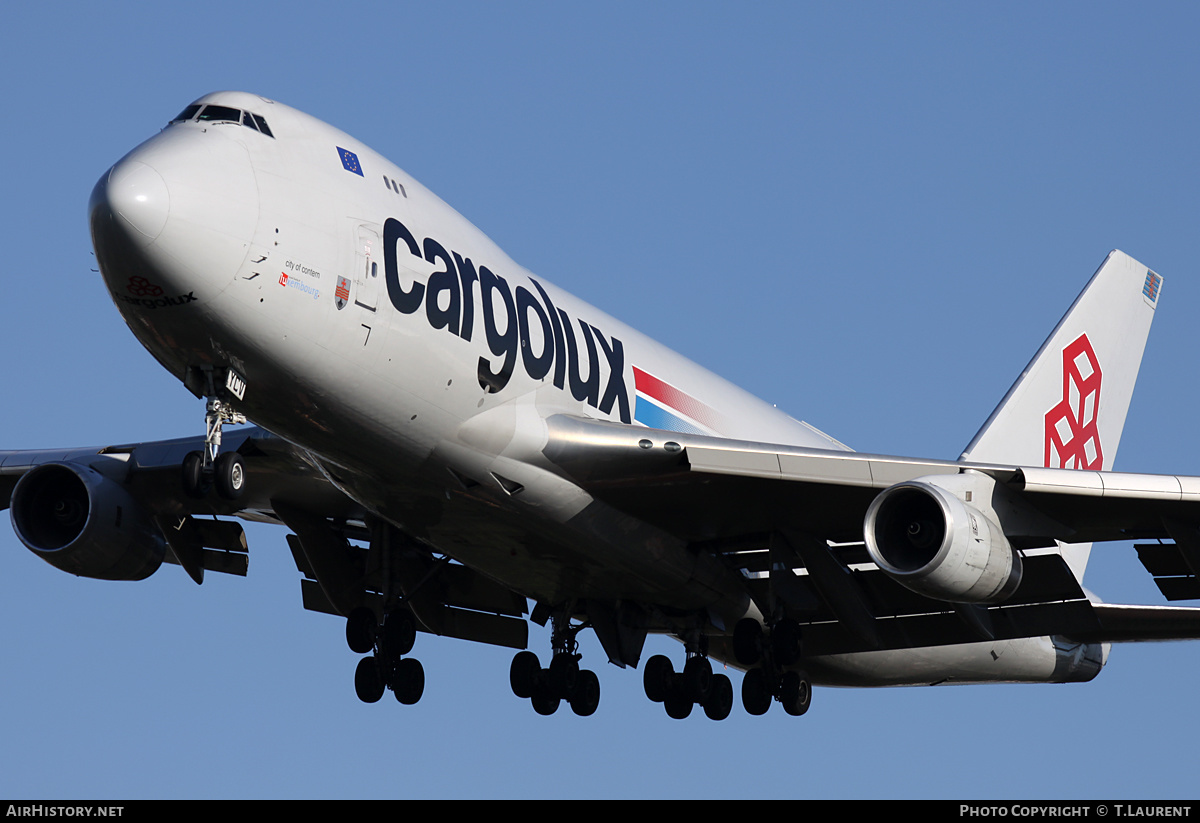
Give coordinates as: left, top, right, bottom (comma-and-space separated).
959, 250, 1162, 579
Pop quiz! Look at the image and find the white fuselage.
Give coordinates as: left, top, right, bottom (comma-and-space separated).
89, 92, 1105, 687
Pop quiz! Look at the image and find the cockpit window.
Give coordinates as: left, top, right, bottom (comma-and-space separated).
171, 104, 201, 123
168, 103, 276, 138
251, 114, 274, 138
196, 105, 242, 124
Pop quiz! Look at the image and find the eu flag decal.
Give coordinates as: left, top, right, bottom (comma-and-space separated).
337, 147, 364, 176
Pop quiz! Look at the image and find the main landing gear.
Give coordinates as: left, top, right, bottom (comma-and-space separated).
182, 393, 247, 501
642, 638, 734, 721
347, 606, 425, 706
509, 614, 600, 716
733, 617, 813, 716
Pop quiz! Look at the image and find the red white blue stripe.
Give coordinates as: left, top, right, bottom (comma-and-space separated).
632, 366, 728, 435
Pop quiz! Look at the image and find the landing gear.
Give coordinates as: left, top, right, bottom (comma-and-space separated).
734, 617, 814, 716
390, 657, 425, 705
346, 606, 377, 655
779, 669, 812, 716
214, 451, 246, 500
181, 380, 248, 502
354, 656, 385, 703
704, 673, 734, 721
510, 650, 600, 716
510, 611, 600, 716
733, 618, 764, 666
181, 451, 208, 500
509, 651, 540, 699
348, 607, 425, 706
642, 643, 730, 721
741, 667, 771, 716
570, 669, 601, 717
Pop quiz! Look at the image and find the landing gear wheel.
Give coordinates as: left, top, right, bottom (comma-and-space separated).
703, 673, 734, 721
391, 657, 424, 705
354, 656, 385, 703
664, 685, 693, 719
742, 667, 771, 716
382, 610, 416, 657
643, 654, 674, 703
780, 669, 812, 716
214, 451, 246, 501
733, 618, 764, 666
346, 607, 377, 654
181, 451, 207, 499
683, 656, 713, 704
510, 651, 541, 699
531, 683, 560, 716
569, 669, 601, 717
548, 652, 579, 699
772, 618, 802, 666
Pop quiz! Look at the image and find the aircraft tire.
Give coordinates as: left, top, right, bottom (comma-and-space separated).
383, 609, 416, 657
531, 683, 560, 716
569, 669, 600, 717
780, 669, 812, 716
510, 651, 541, 699
354, 656, 385, 703
548, 652, 579, 699
683, 656, 713, 704
346, 607, 377, 654
703, 674, 733, 721
392, 657, 424, 705
772, 618, 802, 666
664, 686, 693, 720
181, 451, 207, 499
741, 668, 771, 716
733, 618, 763, 666
642, 654, 673, 703
214, 451, 246, 500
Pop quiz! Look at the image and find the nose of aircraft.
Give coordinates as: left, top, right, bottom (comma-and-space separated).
104, 160, 170, 245
90, 129, 260, 303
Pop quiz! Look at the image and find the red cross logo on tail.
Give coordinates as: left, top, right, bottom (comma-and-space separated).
1044, 333, 1103, 470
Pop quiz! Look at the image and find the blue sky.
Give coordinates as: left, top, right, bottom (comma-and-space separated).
3, 2, 1200, 799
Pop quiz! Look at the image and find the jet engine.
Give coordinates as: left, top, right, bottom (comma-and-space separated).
10, 462, 166, 580
863, 478, 1022, 604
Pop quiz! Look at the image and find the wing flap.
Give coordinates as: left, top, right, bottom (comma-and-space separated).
1075, 603, 1200, 642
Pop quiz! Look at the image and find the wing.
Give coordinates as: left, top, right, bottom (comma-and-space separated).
0, 426, 529, 651
540, 413, 1200, 654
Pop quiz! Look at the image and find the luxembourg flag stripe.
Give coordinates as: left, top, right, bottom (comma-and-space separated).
634, 395, 708, 435
632, 366, 726, 434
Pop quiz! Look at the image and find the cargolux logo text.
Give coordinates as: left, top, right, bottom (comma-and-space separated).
383, 217, 631, 422
1044, 333, 1102, 470
119, 276, 196, 310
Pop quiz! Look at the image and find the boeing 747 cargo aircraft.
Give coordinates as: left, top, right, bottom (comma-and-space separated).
5, 91, 1200, 720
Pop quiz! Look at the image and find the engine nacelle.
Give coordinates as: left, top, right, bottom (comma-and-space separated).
863, 478, 1022, 604
10, 462, 166, 581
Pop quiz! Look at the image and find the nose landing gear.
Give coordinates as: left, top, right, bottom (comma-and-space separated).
181, 371, 248, 501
